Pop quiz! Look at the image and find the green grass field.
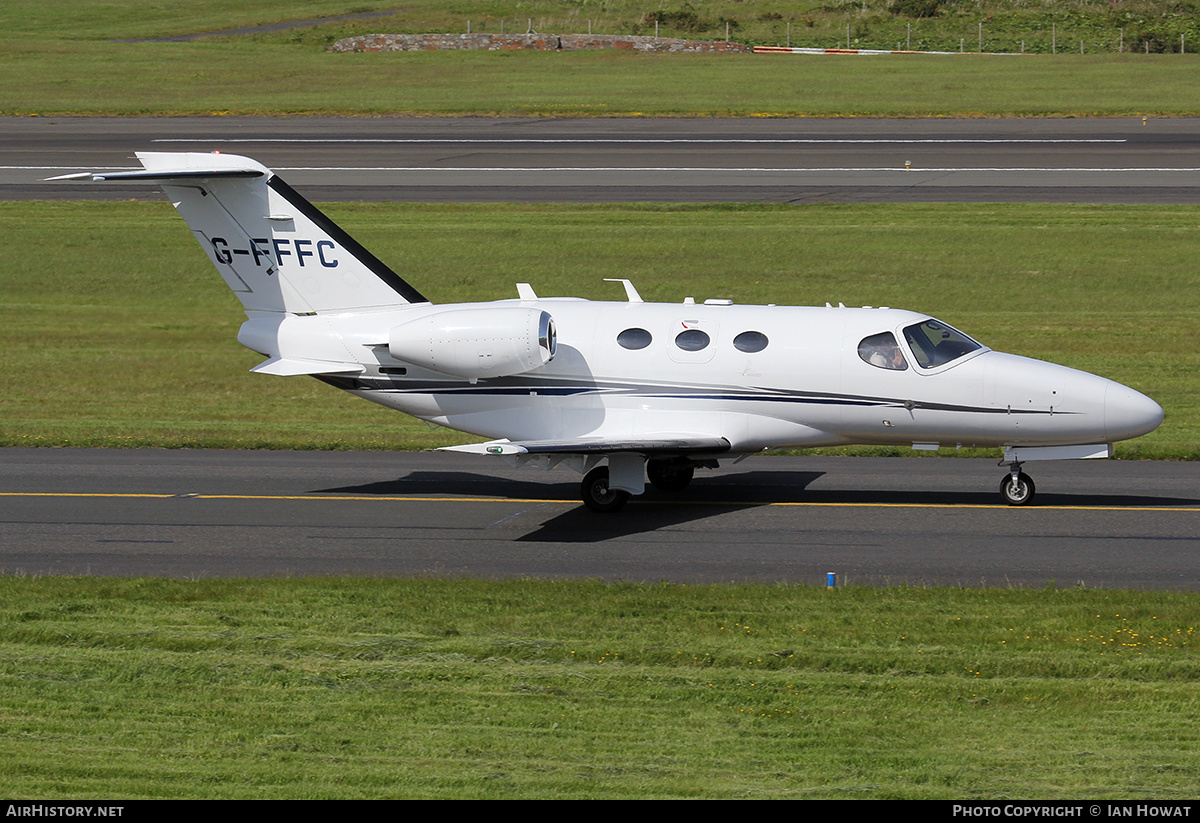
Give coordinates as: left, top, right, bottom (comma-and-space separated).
1, 577, 1198, 799
3, 0, 1200, 116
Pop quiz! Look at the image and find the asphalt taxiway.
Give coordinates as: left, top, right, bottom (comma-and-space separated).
2, 449, 1197, 588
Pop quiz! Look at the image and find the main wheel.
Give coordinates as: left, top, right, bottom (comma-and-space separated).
999, 471, 1036, 506
647, 460, 695, 493
581, 467, 629, 513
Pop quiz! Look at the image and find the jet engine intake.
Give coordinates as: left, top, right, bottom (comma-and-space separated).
388, 307, 556, 379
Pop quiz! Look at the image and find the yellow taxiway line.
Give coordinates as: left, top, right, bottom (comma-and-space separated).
2, 491, 1198, 513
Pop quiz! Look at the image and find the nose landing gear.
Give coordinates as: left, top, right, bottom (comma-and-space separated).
999, 462, 1036, 506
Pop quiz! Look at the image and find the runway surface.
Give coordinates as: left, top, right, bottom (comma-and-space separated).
5, 115, 1200, 203
2, 448, 1198, 588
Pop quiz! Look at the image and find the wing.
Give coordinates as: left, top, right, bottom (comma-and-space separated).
441, 436, 731, 457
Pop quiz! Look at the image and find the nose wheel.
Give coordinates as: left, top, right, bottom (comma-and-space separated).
999, 466, 1036, 506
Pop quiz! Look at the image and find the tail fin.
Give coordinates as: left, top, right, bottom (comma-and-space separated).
55, 152, 428, 314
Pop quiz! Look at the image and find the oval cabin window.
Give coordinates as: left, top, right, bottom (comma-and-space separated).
733, 331, 769, 353
617, 328, 653, 350
674, 329, 710, 352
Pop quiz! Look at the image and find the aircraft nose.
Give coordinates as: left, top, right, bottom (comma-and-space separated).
1105, 382, 1164, 442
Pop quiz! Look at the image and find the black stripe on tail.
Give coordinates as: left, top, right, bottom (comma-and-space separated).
267, 175, 430, 305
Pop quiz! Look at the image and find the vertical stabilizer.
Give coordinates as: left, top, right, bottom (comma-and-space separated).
60, 152, 429, 314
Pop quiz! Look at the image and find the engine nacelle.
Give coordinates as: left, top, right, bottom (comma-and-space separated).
388, 307, 556, 379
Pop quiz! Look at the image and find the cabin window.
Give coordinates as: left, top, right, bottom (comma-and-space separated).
617, 328, 653, 350
733, 331, 769, 353
902, 319, 982, 369
674, 329, 710, 352
858, 332, 908, 371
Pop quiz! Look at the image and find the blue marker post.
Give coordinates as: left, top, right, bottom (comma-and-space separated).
826, 572, 836, 590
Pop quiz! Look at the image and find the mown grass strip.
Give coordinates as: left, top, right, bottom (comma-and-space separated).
1, 576, 1198, 799
5, 44, 1200, 117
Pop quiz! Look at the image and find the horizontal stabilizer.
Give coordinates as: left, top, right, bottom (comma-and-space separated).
250, 358, 364, 377
442, 436, 731, 457
46, 168, 264, 183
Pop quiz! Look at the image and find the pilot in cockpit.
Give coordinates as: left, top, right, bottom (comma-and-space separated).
875, 344, 907, 370
862, 333, 908, 371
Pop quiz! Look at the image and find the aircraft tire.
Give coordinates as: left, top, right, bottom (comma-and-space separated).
1000, 471, 1036, 506
647, 460, 695, 493
581, 467, 629, 513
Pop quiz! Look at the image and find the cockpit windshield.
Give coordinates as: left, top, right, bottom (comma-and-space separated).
902, 319, 984, 369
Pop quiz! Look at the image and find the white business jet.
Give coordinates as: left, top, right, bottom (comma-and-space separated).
54, 152, 1164, 512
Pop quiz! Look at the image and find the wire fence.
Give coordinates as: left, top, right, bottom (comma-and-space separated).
456, 16, 1198, 55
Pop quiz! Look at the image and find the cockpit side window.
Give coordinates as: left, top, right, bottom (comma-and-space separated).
858, 332, 908, 371
902, 319, 983, 369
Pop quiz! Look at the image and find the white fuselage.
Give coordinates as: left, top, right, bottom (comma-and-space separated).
246, 298, 1163, 455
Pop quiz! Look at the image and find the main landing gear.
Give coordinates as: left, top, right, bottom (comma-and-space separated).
999, 462, 1036, 506
580, 466, 629, 513
580, 458, 703, 513
646, 459, 695, 493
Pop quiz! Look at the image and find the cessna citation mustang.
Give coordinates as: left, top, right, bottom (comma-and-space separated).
54, 152, 1164, 512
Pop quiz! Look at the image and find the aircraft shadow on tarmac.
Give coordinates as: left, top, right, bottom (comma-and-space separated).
315, 470, 824, 541
315, 469, 828, 503
313, 470, 1200, 542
